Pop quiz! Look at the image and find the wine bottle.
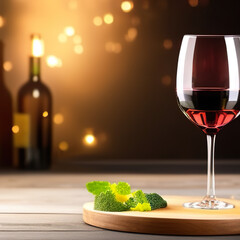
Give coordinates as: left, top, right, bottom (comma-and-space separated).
0, 40, 13, 168
16, 34, 52, 170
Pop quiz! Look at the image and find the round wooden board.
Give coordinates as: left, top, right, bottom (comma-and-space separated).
83, 196, 240, 235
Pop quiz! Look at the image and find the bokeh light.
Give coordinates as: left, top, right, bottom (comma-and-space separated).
0, 16, 5, 28
46, 55, 58, 67
46, 55, 62, 68
105, 42, 122, 54
103, 13, 114, 24
121, 1, 134, 13
188, 0, 199, 7
74, 45, 84, 54
83, 134, 96, 146
58, 33, 67, 43
54, 114, 64, 124
163, 39, 173, 50
93, 16, 103, 26
64, 26, 75, 36
125, 28, 138, 42
3, 61, 13, 72
42, 111, 48, 117
59, 141, 69, 151
32, 89, 40, 98
105, 42, 114, 52
114, 43, 122, 53
12, 125, 20, 134
68, 0, 78, 10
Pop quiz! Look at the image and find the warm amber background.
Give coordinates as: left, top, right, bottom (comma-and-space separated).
0, 0, 240, 163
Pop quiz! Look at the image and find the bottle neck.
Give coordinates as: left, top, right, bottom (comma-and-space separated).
29, 56, 41, 82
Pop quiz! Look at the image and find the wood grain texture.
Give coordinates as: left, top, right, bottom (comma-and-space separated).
0, 213, 94, 231
83, 196, 240, 235
0, 173, 239, 239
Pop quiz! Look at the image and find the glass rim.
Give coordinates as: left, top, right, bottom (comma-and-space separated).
184, 34, 240, 38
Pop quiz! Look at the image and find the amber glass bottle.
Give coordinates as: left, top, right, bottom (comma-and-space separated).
0, 40, 13, 168
17, 34, 52, 169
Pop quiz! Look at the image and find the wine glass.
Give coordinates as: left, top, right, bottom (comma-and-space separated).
176, 35, 240, 209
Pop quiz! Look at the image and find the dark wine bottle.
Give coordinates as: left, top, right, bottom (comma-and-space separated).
16, 34, 52, 170
0, 40, 13, 168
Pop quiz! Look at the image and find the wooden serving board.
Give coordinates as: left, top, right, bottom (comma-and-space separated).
83, 196, 240, 235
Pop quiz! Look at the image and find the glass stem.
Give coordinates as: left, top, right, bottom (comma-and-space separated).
206, 134, 216, 200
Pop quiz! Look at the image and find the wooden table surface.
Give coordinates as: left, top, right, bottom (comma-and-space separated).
0, 173, 240, 239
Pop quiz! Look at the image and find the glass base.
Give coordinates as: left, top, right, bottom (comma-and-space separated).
183, 197, 235, 210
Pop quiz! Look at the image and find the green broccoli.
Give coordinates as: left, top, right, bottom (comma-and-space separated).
94, 190, 129, 212
110, 182, 132, 202
86, 181, 111, 195
125, 190, 151, 211
115, 182, 131, 195
145, 193, 167, 210
133, 190, 148, 203
86, 181, 168, 212
125, 197, 136, 208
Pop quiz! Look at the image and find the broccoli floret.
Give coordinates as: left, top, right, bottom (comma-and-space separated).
125, 197, 136, 208
94, 191, 129, 212
86, 181, 111, 195
110, 182, 132, 203
125, 190, 151, 211
86, 181, 167, 212
133, 190, 148, 203
145, 193, 167, 210
115, 182, 131, 195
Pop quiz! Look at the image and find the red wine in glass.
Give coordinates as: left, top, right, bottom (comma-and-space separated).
176, 35, 240, 209
180, 89, 240, 134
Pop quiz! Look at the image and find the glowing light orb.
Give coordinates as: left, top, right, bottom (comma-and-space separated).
188, 0, 198, 7
59, 141, 69, 151
42, 111, 48, 117
105, 42, 122, 54
93, 16, 103, 26
83, 134, 96, 146
32, 89, 40, 98
3, 61, 13, 72
54, 114, 64, 124
163, 39, 173, 50
68, 0, 78, 10
58, 33, 67, 43
12, 125, 20, 134
74, 45, 84, 54
64, 26, 75, 36
125, 28, 138, 42
46, 55, 62, 68
104, 14, 114, 24
0, 16, 5, 28
121, 1, 134, 13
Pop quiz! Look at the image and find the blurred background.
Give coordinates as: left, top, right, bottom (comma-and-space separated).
0, 0, 240, 172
